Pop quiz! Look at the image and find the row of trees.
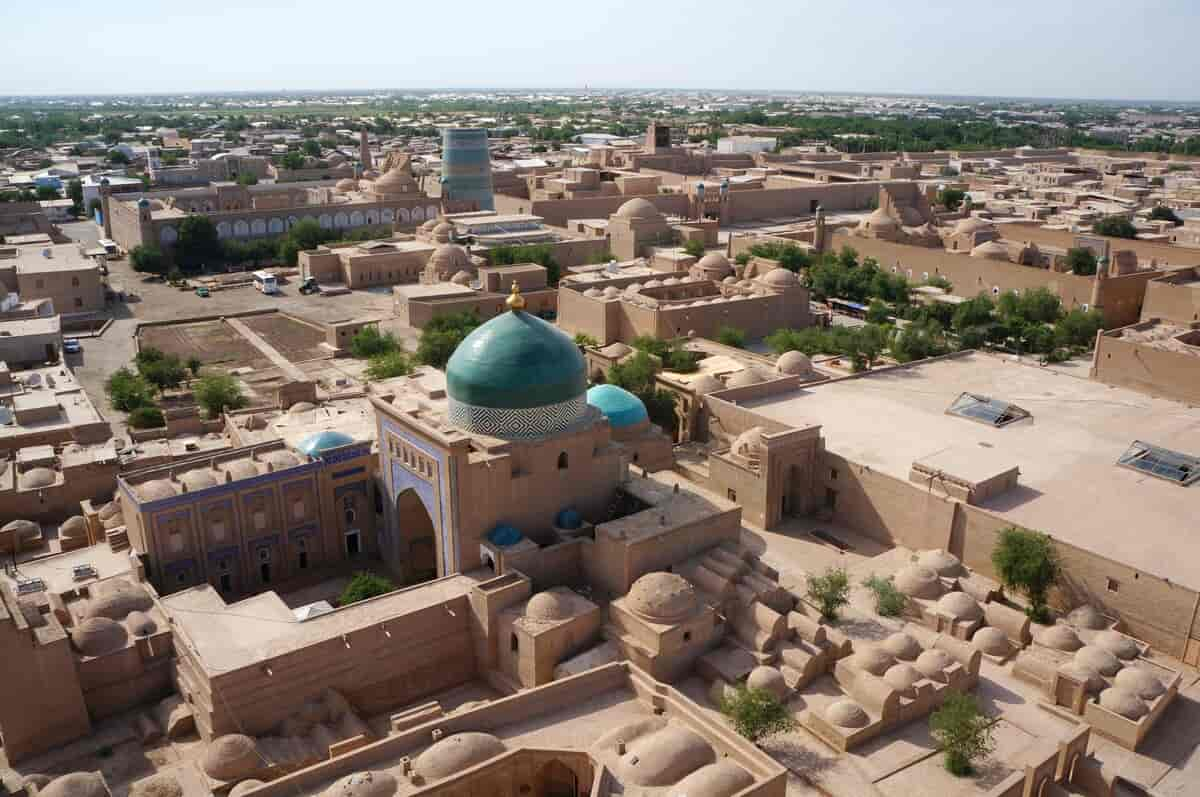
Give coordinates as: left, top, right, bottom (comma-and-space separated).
105, 347, 247, 427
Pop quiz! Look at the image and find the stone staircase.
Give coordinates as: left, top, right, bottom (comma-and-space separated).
106, 527, 129, 552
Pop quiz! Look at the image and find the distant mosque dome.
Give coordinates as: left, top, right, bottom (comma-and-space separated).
587, 384, 648, 429
614, 198, 660, 220
297, 431, 356, 458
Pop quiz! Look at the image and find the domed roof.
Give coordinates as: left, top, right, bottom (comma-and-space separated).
971, 240, 1010, 260
414, 732, 505, 781
954, 216, 994, 236
583, 288, 602, 298
125, 610, 158, 637
623, 283, 643, 295
297, 431, 356, 458
1058, 663, 1106, 694
731, 427, 766, 461
601, 286, 621, 298
882, 632, 922, 661
726, 367, 766, 388
973, 626, 1009, 656
321, 771, 398, 797
203, 734, 261, 781
264, 450, 302, 469
690, 375, 724, 395
446, 310, 587, 436
429, 244, 471, 275
85, 583, 152, 620
695, 253, 733, 279
864, 207, 898, 230
1099, 687, 1148, 720
643, 279, 663, 289
136, 478, 176, 502
776, 350, 811, 375
40, 773, 109, 797
1066, 605, 1107, 630
450, 270, 473, 285
432, 222, 454, 243
1114, 666, 1166, 700
937, 591, 982, 621
1036, 624, 1084, 652
1093, 630, 1139, 660
587, 384, 648, 428
917, 549, 963, 577
228, 781, 265, 797
372, 166, 416, 195
224, 459, 260, 481
19, 467, 56, 489
671, 761, 754, 797
335, 178, 358, 194
849, 644, 894, 676
486, 525, 522, 547
915, 649, 953, 680
825, 699, 869, 728
98, 501, 121, 521
102, 511, 125, 529
71, 617, 129, 657
761, 268, 798, 289
178, 468, 218, 492
614, 197, 660, 220
526, 591, 573, 621
1074, 645, 1122, 677
894, 565, 941, 599
555, 507, 581, 530
2, 519, 38, 539
663, 276, 680, 286
884, 663, 922, 694
60, 515, 87, 539
627, 572, 697, 622
747, 666, 789, 700
421, 218, 439, 231
617, 725, 714, 787
289, 401, 316, 414
129, 773, 182, 797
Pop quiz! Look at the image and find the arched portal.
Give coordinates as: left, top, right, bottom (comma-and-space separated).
396, 488, 437, 584
536, 760, 578, 797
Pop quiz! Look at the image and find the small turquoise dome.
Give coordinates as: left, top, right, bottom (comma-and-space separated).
487, 525, 522, 547
587, 384, 648, 428
446, 309, 587, 439
297, 430, 355, 457
555, 508, 582, 530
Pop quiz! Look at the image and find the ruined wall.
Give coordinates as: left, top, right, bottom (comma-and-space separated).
1090, 326, 1200, 405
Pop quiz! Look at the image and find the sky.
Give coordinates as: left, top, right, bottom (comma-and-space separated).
2, 0, 1198, 102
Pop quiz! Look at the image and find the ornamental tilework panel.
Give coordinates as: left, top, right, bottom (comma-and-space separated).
446, 396, 587, 440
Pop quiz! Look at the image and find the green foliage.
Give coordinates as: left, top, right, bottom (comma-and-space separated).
193, 373, 247, 418
127, 406, 166, 430
890, 319, 950, 363
863, 574, 907, 617
930, 691, 995, 777
1054, 308, 1104, 348
88, 198, 102, 217
107, 150, 130, 164
278, 151, 307, 170
682, 238, 706, 258
236, 172, 258, 186
924, 274, 953, 291
806, 250, 908, 304
991, 527, 1059, 622
1093, 215, 1138, 239
175, 215, 222, 272
573, 332, 599, 348
716, 325, 746, 349
952, 294, 995, 332
130, 244, 167, 275
719, 684, 796, 742
734, 251, 751, 266
104, 367, 155, 412
365, 351, 414, 380
1065, 247, 1098, 276
338, 572, 396, 606
221, 237, 277, 268
490, 243, 561, 286
186, 356, 202, 378
35, 185, 60, 201
135, 347, 187, 392
416, 312, 480, 369
865, 300, 891, 325
1149, 205, 1182, 225
806, 567, 850, 621
350, 325, 399, 359
607, 351, 678, 435
630, 336, 700, 372
937, 187, 967, 211
748, 241, 813, 272
301, 138, 322, 157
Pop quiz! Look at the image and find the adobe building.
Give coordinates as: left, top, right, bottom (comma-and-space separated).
0, 361, 112, 451
392, 263, 557, 330
0, 242, 106, 316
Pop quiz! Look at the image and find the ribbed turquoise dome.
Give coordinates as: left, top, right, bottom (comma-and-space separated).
445, 309, 588, 439
297, 430, 355, 457
587, 384, 648, 428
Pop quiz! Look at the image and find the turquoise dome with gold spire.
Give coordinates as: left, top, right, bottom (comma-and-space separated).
445, 284, 587, 439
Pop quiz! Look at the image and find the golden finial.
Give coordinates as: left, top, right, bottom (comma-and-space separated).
506, 280, 525, 312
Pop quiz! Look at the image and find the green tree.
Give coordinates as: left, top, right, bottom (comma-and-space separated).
350, 325, 399, 358
863, 574, 907, 617
925, 274, 953, 291
991, 527, 1059, 622
719, 684, 796, 742
1149, 205, 1182, 226
683, 238, 706, 258
175, 215, 222, 272
104, 367, 155, 412
490, 243, 561, 286
301, 138, 322, 157
608, 351, 678, 435
865, 299, 891, 325
1054, 308, 1104, 349
107, 150, 130, 165
236, 172, 258, 186
278, 151, 307, 170
137, 352, 186, 392
194, 373, 247, 417
952, 294, 995, 332
416, 312, 480, 368
186, 356, 203, 379
127, 406, 166, 430
716, 325, 746, 349
1065, 247, 1098, 276
748, 241, 812, 272
937, 187, 967, 211
338, 572, 396, 606
573, 332, 599, 348
67, 178, 83, 214
806, 567, 850, 621
930, 691, 995, 776
130, 244, 167, 275
365, 351, 414, 380
1093, 215, 1138, 239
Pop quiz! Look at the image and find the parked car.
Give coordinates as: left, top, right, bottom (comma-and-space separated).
194, 286, 211, 298
298, 277, 321, 295
63, 338, 82, 354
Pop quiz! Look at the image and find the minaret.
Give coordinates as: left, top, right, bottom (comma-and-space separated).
99, 178, 113, 239
359, 129, 372, 171
814, 205, 827, 253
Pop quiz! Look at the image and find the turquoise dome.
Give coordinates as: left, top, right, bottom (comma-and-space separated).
445, 309, 587, 439
587, 384, 648, 428
297, 430, 355, 457
555, 508, 582, 530
487, 525, 522, 547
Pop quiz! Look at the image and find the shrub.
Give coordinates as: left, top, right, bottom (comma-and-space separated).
865, 299, 892, 325
130, 244, 166, 275
682, 239, 706, 258
338, 572, 396, 606
806, 567, 850, 621
716, 325, 746, 349
1149, 205, 1182, 226
573, 332, 599, 348
937, 187, 966, 211
365, 351, 413, 380
719, 683, 796, 742
930, 691, 995, 776
925, 274, 953, 291
1093, 215, 1138, 239
350, 326, 399, 359
1065, 247, 1098, 276
127, 406, 165, 430
863, 574, 906, 617
991, 527, 1059, 623
416, 312, 480, 368
105, 367, 154, 412
193, 373, 247, 418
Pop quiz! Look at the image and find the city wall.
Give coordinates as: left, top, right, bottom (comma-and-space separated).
1090, 323, 1200, 405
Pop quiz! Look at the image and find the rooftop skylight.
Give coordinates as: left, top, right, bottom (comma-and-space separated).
1117, 441, 1200, 486
946, 392, 1031, 428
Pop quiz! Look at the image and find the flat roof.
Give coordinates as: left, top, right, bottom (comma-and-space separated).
12, 244, 98, 274
742, 352, 1200, 589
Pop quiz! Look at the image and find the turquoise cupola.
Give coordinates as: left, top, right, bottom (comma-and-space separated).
586, 384, 649, 429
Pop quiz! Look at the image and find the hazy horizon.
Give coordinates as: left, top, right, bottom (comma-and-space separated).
4, 0, 1198, 103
